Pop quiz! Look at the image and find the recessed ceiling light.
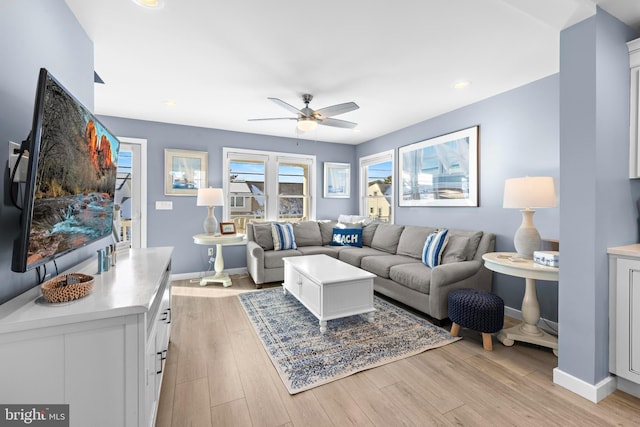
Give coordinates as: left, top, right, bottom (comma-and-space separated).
132, 0, 165, 9
163, 101, 177, 107
453, 80, 471, 90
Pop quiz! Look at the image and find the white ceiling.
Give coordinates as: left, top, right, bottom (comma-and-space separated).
64, 0, 640, 145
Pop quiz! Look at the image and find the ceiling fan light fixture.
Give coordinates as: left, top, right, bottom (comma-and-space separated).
453, 80, 471, 90
297, 118, 317, 132
132, 0, 165, 9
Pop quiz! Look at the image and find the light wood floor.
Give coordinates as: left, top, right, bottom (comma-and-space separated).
155, 275, 640, 427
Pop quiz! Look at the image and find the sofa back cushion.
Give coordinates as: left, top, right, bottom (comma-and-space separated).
318, 220, 339, 245
441, 229, 483, 263
292, 221, 322, 246
370, 223, 405, 254
396, 226, 437, 259
251, 222, 274, 250
362, 223, 379, 247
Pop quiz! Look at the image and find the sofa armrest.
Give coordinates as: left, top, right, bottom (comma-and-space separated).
431, 260, 482, 287
247, 240, 264, 258
246, 240, 265, 285
429, 259, 491, 320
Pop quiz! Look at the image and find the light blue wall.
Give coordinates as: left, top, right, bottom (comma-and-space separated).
96, 116, 359, 274
0, 0, 95, 304
558, 9, 640, 384
357, 75, 561, 320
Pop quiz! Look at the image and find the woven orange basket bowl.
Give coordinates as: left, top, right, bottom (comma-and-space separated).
41, 273, 94, 303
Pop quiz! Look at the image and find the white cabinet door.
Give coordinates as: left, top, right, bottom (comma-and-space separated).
614, 258, 640, 383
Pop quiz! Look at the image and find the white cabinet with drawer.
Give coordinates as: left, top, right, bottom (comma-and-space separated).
0, 247, 173, 427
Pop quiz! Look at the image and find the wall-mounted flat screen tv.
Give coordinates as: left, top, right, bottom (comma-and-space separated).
12, 68, 120, 272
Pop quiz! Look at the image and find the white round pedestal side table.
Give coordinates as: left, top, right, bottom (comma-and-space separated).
482, 252, 559, 356
193, 233, 245, 287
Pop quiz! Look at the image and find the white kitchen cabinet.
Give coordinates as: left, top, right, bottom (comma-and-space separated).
608, 245, 640, 398
0, 247, 173, 427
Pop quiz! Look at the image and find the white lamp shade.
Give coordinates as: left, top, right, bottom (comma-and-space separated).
503, 177, 556, 209
197, 187, 225, 207
297, 118, 317, 132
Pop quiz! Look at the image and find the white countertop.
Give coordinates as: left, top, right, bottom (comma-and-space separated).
0, 247, 173, 334
607, 244, 640, 258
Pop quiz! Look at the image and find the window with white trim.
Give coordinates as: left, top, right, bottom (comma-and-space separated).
359, 150, 394, 223
223, 148, 316, 232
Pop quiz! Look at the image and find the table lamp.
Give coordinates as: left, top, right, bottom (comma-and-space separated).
503, 176, 556, 259
196, 187, 224, 234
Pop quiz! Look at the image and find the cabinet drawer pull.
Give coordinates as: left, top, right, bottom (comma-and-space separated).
167, 308, 171, 324
156, 352, 163, 374
162, 349, 167, 360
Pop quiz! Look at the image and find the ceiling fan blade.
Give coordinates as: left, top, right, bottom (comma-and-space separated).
268, 97, 307, 117
318, 117, 358, 129
314, 102, 359, 118
248, 117, 297, 121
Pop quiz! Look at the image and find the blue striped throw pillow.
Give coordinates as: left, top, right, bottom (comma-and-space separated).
422, 229, 449, 268
271, 223, 297, 251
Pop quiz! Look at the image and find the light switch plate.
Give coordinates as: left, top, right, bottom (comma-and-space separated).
155, 201, 173, 210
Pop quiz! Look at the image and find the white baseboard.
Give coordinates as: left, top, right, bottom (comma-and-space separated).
504, 306, 558, 335
171, 267, 248, 282
553, 368, 617, 402
616, 376, 640, 399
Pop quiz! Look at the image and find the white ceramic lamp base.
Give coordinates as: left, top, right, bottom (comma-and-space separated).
513, 209, 541, 259
203, 206, 218, 234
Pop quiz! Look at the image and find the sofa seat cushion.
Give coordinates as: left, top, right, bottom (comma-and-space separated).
338, 247, 388, 267
360, 255, 421, 279
264, 249, 302, 269
389, 263, 433, 294
296, 246, 339, 258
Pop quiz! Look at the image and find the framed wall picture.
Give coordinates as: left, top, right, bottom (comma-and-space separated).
398, 126, 479, 207
164, 149, 208, 196
324, 162, 350, 198
220, 222, 236, 235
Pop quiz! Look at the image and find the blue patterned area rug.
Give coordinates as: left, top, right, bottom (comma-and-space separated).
238, 287, 460, 394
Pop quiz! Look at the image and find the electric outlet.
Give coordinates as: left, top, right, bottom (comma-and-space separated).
208, 248, 214, 256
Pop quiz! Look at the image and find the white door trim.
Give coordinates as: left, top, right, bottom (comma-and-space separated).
118, 137, 147, 248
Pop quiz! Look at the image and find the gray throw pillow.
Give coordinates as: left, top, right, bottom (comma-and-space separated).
252, 222, 275, 250
441, 230, 483, 262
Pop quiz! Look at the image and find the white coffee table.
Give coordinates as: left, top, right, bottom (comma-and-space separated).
282, 254, 376, 333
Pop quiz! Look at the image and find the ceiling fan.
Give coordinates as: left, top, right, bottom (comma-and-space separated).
249, 94, 359, 132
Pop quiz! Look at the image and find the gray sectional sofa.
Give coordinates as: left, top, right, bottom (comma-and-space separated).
245, 221, 495, 321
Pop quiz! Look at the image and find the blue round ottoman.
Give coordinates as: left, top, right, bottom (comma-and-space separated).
448, 288, 504, 351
